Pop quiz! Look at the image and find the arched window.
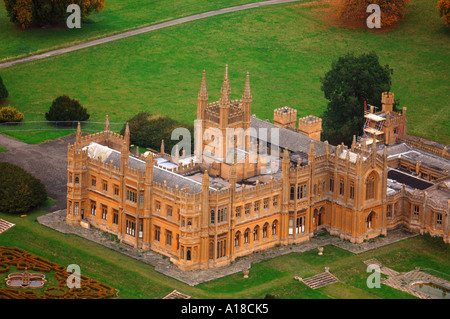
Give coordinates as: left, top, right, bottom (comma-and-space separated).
367, 211, 375, 229
272, 220, 278, 236
263, 223, 269, 238
244, 228, 250, 244
253, 226, 259, 241
366, 173, 376, 200
235, 232, 241, 247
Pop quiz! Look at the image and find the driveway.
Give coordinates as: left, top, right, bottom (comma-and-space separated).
0, 133, 74, 212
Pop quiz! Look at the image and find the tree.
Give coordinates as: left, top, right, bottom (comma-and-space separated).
320, 51, 393, 146
438, 0, 450, 26
0, 162, 47, 214
121, 112, 194, 155
3, 0, 106, 29
45, 95, 89, 123
337, 0, 409, 28
0, 75, 8, 101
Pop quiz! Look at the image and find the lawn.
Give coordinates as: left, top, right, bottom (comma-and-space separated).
0, 199, 449, 299
0, 0, 264, 62
0, 0, 448, 145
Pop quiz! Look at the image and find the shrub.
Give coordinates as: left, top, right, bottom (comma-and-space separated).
0, 162, 47, 214
3, 0, 106, 29
45, 95, 90, 124
0, 75, 8, 101
0, 106, 24, 122
121, 112, 194, 155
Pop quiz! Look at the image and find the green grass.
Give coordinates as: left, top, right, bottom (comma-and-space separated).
0, 0, 265, 62
0, 145, 8, 152
1, 199, 449, 299
0, 0, 448, 145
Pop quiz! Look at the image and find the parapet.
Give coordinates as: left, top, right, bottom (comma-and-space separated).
273, 106, 297, 128
297, 115, 322, 141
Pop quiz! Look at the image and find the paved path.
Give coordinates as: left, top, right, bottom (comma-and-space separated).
0, 0, 301, 69
0, 133, 74, 212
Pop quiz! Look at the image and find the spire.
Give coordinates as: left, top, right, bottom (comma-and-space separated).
220, 64, 231, 106
198, 70, 208, 100
76, 122, 81, 142
160, 139, 165, 154
242, 72, 252, 101
105, 115, 110, 132
124, 122, 130, 146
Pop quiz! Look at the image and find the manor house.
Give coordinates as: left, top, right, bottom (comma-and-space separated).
66, 66, 450, 270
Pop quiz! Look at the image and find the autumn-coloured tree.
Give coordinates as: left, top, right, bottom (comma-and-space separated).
337, 0, 409, 28
438, 0, 450, 25
3, 0, 106, 29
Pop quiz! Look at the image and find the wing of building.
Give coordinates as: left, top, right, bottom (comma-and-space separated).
66, 66, 450, 270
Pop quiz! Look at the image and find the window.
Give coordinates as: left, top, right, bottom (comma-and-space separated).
68, 173, 73, 183
367, 212, 375, 229
296, 216, 305, 234
113, 210, 119, 225
264, 199, 269, 210
289, 218, 294, 235
366, 175, 375, 200
245, 204, 250, 216
114, 185, 119, 197
329, 178, 334, 192
349, 182, 355, 200
263, 224, 268, 238
217, 207, 227, 223
155, 201, 161, 213
90, 201, 96, 216
290, 185, 295, 200
236, 207, 241, 218
127, 189, 137, 203
272, 221, 278, 236
102, 181, 108, 192
413, 205, 420, 218
139, 192, 144, 206
244, 229, 250, 244
166, 231, 172, 246
436, 213, 443, 226
235, 232, 240, 247
74, 203, 79, 216
339, 179, 344, 196
217, 237, 226, 258
254, 202, 260, 214
386, 205, 392, 219
91, 177, 96, 187
126, 219, 135, 237
297, 184, 306, 200
253, 226, 259, 241
139, 222, 143, 239
102, 205, 107, 220
167, 206, 173, 217
273, 196, 278, 208
210, 209, 215, 224
154, 226, 161, 241
74, 176, 79, 184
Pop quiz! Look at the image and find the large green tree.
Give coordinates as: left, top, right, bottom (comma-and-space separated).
121, 112, 194, 155
320, 51, 393, 146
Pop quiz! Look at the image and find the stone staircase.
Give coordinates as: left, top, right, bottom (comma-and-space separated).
302, 271, 339, 289
0, 219, 15, 235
